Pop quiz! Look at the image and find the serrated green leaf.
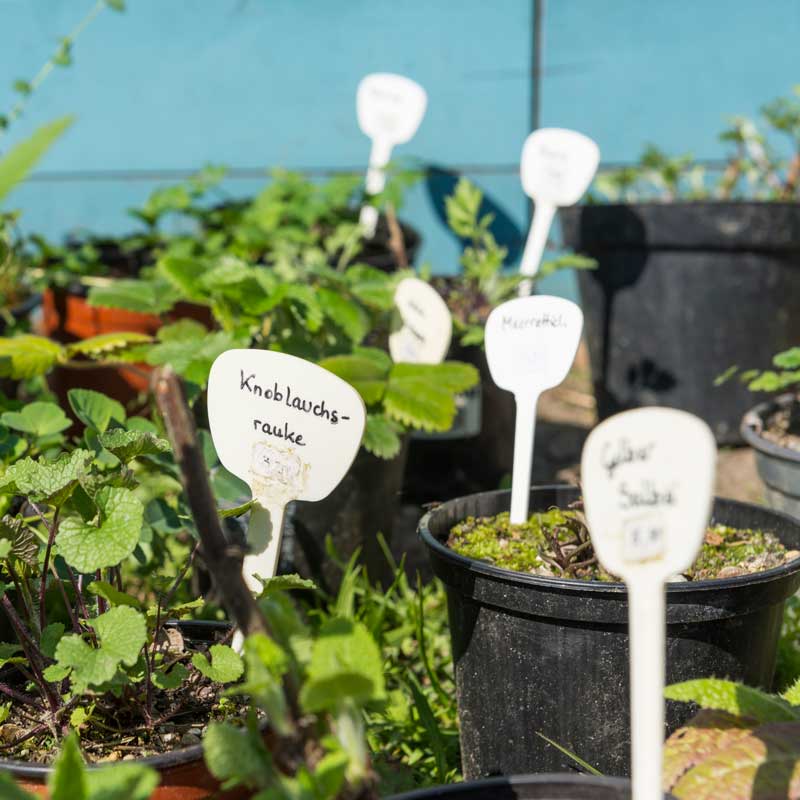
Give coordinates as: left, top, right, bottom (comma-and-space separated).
68, 389, 126, 433
152, 662, 188, 690
774, 347, 800, 369
384, 376, 456, 432
191, 644, 244, 683
0, 335, 65, 379
87, 279, 179, 316
319, 354, 388, 405
87, 762, 159, 800
203, 721, 274, 790
665, 679, 800, 723
87, 580, 142, 610
317, 288, 369, 343
362, 414, 402, 459
58, 487, 144, 572
98, 429, 169, 462
65, 332, 153, 359
0, 449, 92, 504
390, 361, 479, 394
257, 574, 317, 595
48, 732, 87, 800
1, 402, 70, 437
41, 623, 65, 659
0, 515, 38, 566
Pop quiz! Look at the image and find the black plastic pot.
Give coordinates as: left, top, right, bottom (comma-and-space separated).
561, 202, 800, 444
419, 485, 800, 779
742, 393, 800, 519
388, 774, 658, 800
0, 292, 41, 335
0, 620, 255, 800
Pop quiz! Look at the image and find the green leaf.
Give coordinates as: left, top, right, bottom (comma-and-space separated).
300, 618, 385, 713
384, 375, 456, 432
41, 622, 65, 659
86, 580, 142, 610
58, 486, 144, 572
319, 354, 388, 405
0, 335, 65, 379
0, 772, 36, 799
257, 574, 317, 595
774, 347, 800, 369
665, 679, 800, 723
48, 732, 87, 800
87, 763, 159, 800
203, 721, 274, 789
0, 641, 25, 669
152, 662, 188, 690
68, 389, 126, 433
317, 288, 369, 343
66, 332, 153, 359
0, 116, 73, 204
362, 414, 402, 459
97, 429, 169, 462
87, 280, 179, 315
0, 515, 38, 566
0, 449, 93, 504
12, 80, 32, 96
390, 362, 479, 394
191, 644, 244, 683
105, 0, 126, 11
1, 402, 70, 437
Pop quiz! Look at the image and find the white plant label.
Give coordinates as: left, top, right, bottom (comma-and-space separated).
518, 128, 600, 295
357, 72, 427, 236
389, 277, 452, 364
485, 295, 583, 524
581, 408, 716, 800
207, 349, 366, 592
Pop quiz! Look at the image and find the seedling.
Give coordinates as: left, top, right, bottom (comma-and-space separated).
207, 349, 366, 591
485, 295, 583, 523
389, 277, 452, 364
518, 128, 600, 295
581, 408, 716, 800
357, 72, 427, 236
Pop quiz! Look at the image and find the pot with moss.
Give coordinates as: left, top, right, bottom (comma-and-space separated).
419, 484, 800, 779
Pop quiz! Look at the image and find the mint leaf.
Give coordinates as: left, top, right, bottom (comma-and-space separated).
0, 335, 65, 379
191, 644, 244, 683
58, 487, 144, 572
68, 390, 126, 433
49, 732, 87, 800
98, 429, 169, 462
1, 402, 70, 437
0, 450, 92, 504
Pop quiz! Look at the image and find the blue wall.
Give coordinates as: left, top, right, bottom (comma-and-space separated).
2, 0, 799, 298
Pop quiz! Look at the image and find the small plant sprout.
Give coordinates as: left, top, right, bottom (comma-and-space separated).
581, 408, 716, 800
357, 73, 427, 237
485, 295, 583, 524
207, 349, 366, 591
518, 128, 599, 296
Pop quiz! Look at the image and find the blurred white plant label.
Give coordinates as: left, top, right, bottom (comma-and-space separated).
581, 408, 716, 578
389, 277, 452, 364
485, 295, 583, 395
208, 350, 365, 504
357, 72, 427, 148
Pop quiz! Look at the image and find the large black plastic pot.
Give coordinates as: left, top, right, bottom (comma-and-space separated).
419, 485, 800, 779
388, 774, 659, 800
561, 202, 800, 444
742, 393, 800, 519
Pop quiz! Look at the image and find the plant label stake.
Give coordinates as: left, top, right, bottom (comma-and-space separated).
389, 277, 452, 364
207, 349, 366, 592
485, 295, 583, 524
518, 128, 600, 296
581, 408, 716, 800
357, 72, 427, 237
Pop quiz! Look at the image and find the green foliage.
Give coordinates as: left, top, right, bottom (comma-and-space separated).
719, 345, 800, 399
0, 335, 65, 379
1, 401, 70, 437
191, 643, 244, 683
68, 388, 126, 432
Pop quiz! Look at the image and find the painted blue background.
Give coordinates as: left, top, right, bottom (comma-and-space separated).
2, 0, 799, 299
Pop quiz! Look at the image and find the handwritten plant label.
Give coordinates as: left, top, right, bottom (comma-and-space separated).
485, 295, 583, 523
518, 127, 600, 294
207, 349, 366, 591
357, 72, 427, 235
389, 277, 452, 364
580, 407, 716, 800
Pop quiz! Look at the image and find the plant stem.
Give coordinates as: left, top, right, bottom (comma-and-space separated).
0, 682, 44, 710
95, 570, 107, 615
49, 561, 81, 634
39, 508, 60, 632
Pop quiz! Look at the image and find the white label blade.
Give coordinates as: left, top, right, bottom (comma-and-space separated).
389, 277, 452, 364
357, 73, 428, 147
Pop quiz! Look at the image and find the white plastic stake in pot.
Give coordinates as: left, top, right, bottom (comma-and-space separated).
581, 408, 716, 800
518, 128, 600, 296
485, 295, 583, 524
207, 349, 366, 593
357, 73, 427, 237
389, 277, 452, 364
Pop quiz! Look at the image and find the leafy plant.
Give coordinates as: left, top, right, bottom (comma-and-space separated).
430, 178, 595, 346
591, 85, 800, 202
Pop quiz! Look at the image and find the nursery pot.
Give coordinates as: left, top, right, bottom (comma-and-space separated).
285, 439, 409, 589
1, 620, 252, 800
0, 293, 41, 335
742, 393, 800, 519
419, 485, 800, 779
388, 773, 663, 800
561, 202, 800, 444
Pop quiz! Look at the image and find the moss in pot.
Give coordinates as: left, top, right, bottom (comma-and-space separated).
418, 484, 800, 780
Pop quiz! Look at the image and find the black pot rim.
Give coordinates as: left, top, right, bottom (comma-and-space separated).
386, 773, 634, 799
419, 483, 800, 595
11, 293, 42, 319
741, 393, 800, 464
0, 619, 234, 779
564, 199, 800, 212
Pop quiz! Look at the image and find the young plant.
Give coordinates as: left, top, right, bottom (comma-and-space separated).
431, 178, 595, 346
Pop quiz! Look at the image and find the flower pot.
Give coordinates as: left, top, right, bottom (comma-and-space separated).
561, 202, 800, 444
0, 621, 251, 800
36, 286, 213, 412
742, 393, 800, 519
419, 485, 800, 779
387, 774, 654, 800
285, 440, 410, 589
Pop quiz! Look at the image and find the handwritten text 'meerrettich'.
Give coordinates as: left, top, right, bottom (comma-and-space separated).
239, 369, 351, 447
